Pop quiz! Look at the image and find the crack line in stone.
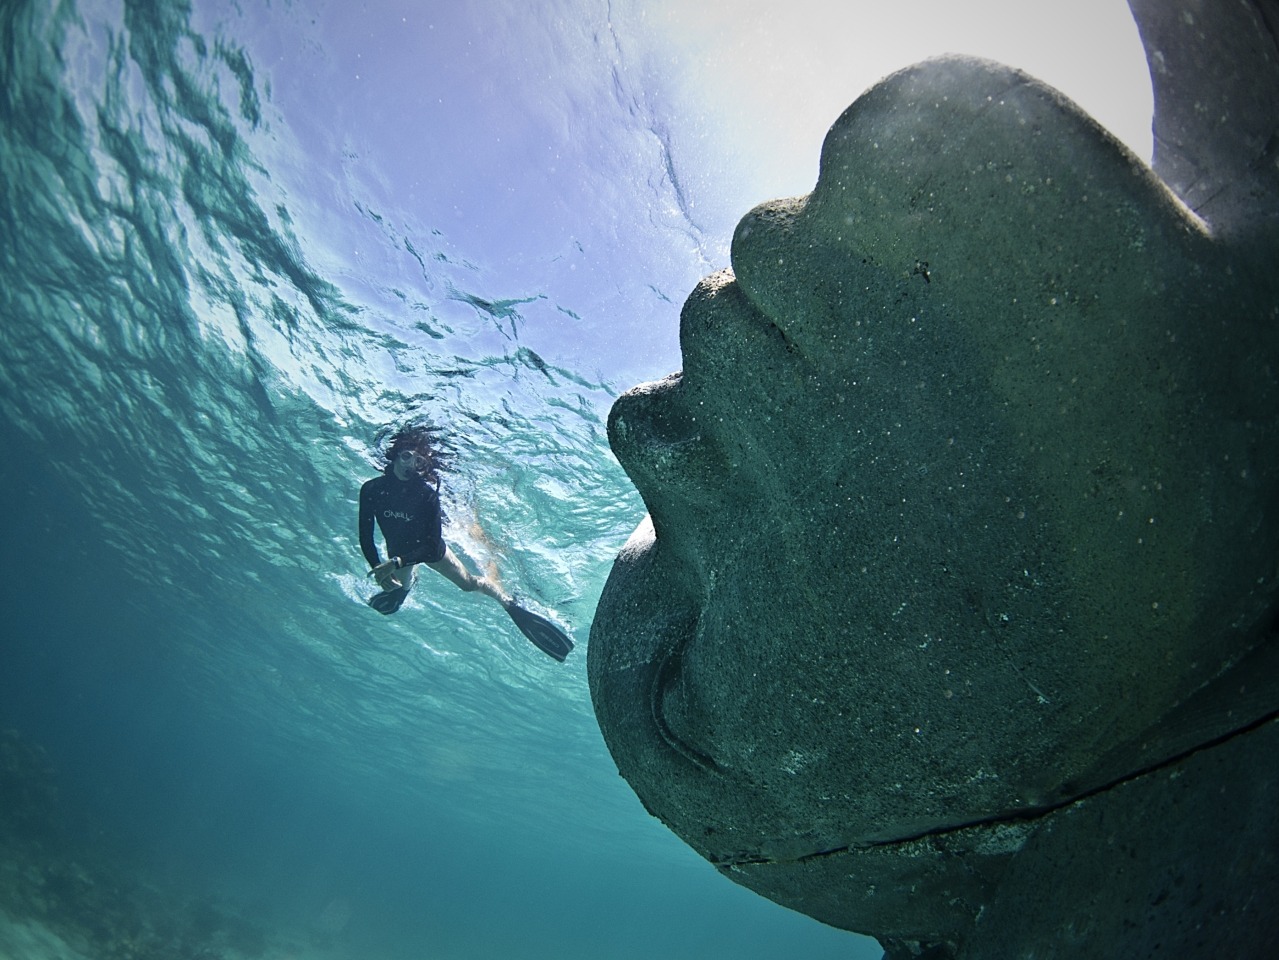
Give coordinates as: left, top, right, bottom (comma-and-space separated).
716, 704, 1279, 870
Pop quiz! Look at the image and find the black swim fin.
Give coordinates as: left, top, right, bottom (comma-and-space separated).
503, 601, 574, 662
369, 586, 409, 615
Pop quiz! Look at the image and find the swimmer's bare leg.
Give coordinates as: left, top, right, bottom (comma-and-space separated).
428, 548, 511, 606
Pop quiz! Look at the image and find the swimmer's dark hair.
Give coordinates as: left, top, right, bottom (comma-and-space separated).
375, 418, 453, 486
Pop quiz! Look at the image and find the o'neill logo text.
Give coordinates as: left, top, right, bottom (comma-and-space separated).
383, 510, 413, 522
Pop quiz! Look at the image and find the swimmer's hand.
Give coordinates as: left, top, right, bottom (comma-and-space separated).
370, 558, 403, 591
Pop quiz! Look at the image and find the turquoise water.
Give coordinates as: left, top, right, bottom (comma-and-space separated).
0, 0, 875, 957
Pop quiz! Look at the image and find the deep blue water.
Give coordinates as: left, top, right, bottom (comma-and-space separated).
0, 0, 877, 957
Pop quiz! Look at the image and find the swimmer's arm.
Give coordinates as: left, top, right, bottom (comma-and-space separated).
357, 483, 382, 568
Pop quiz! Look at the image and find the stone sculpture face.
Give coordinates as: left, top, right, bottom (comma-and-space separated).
589, 7, 1279, 953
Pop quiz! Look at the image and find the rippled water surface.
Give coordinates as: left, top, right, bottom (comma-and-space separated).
0, 0, 873, 956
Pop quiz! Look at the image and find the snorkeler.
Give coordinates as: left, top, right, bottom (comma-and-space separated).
358, 421, 573, 661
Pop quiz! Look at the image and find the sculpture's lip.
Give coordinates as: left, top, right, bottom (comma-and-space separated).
648, 631, 723, 773
590, 515, 719, 773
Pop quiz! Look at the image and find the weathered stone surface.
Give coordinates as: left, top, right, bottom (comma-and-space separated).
589, 1, 1279, 955
958, 717, 1279, 959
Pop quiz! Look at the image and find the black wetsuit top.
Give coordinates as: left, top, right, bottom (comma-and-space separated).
358, 473, 447, 568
